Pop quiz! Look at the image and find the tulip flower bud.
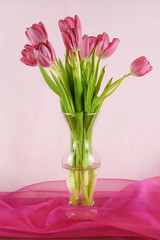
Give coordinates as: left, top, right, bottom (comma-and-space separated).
58, 15, 82, 52
96, 32, 120, 59
34, 40, 56, 67
59, 15, 82, 32
20, 44, 37, 66
25, 22, 48, 46
79, 35, 96, 60
130, 56, 153, 77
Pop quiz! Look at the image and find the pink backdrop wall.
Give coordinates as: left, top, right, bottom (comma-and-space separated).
0, 0, 159, 191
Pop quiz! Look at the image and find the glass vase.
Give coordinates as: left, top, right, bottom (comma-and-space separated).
62, 112, 101, 206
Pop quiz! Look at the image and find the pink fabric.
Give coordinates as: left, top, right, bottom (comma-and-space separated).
0, 177, 159, 239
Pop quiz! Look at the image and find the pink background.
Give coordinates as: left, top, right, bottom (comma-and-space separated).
0, 0, 159, 191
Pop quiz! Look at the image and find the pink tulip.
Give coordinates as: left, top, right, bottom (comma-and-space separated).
79, 35, 96, 60
58, 15, 82, 51
59, 15, 82, 34
130, 56, 153, 77
96, 32, 120, 59
25, 22, 48, 46
20, 44, 37, 66
34, 40, 56, 67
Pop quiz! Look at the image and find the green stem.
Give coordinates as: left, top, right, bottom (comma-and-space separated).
67, 113, 97, 206
88, 169, 97, 203
71, 52, 83, 112
80, 170, 90, 205
53, 61, 62, 76
75, 51, 81, 78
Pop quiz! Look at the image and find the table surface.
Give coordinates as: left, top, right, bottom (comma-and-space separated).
0, 178, 158, 240
0, 238, 153, 240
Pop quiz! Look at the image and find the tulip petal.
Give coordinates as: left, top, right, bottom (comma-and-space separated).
20, 54, 37, 66
59, 15, 82, 52
102, 33, 109, 51
130, 56, 147, 73
21, 49, 27, 57
33, 42, 56, 68
74, 27, 82, 50
79, 34, 89, 59
102, 38, 120, 58
133, 63, 152, 76
25, 30, 36, 46
61, 31, 73, 51
66, 28, 77, 50
89, 36, 96, 55
130, 56, 153, 77
34, 48, 51, 67
96, 39, 104, 56
30, 23, 48, 40
46, 40, 56, 62
20, 57, 35, 66
38, 22, 48, 40
74, 15, 82, 33
147, 65, 153, 74
29, 28, 45, 44
79, 35, 97, 59
58, 20, 68, 32
20, 45, 37, 66
89, 36, 96, 49
64, 17, 75, 28
25, 22, 48, 46
24, 44, 34, 51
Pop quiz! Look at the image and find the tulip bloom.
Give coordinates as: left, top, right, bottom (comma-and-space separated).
130, 56, 153, 77
58, 15, 82, 52
96, 32, 120, 59
25, 22, 48, 46
79, 35, 96, 60
34, 40, 56, 67
20, 44, 37, 66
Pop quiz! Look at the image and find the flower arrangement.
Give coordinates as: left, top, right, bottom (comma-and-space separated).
20, 15, 152, 206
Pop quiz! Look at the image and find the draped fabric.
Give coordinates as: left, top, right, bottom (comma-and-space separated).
0, 177, 159, 239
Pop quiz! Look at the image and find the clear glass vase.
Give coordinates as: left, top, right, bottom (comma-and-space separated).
62, 112, 101, 206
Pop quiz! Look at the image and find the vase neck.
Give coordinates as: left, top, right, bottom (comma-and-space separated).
63, 112, 98, 139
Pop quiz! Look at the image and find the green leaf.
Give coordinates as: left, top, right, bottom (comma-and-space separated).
86, 48, 97, 112
71, 52, 83, 113
60, 97, 66, 113
90, 57, 100, 99
99, 79, 122, 103
83, 78, 88, 113
50, 68, 73, 113
98, 74, 130, 104
94, 65, 106, 96
71, 52, 78, 74
56, 58, 75, 113
85, 62, 91, 82
105, 77, 113, 90
88, 47, 97, 82
91, 96, 100, 113
38, 63, 60, 96
65, 60, 74, 96
65, 50, 69, 65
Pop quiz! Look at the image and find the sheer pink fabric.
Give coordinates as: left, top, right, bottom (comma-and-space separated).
0, 177, 159, 239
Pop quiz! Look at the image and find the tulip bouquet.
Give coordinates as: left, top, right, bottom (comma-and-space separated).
20, 15, 152, 206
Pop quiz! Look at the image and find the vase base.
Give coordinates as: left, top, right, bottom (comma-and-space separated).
66, 201, 98, 220
68, 200, 95, 207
